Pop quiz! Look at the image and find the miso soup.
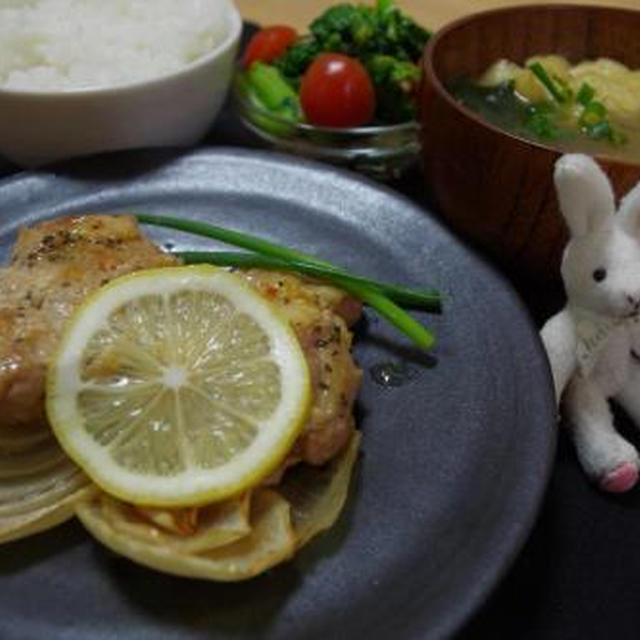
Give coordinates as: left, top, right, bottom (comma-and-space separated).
451, 55, 640, 164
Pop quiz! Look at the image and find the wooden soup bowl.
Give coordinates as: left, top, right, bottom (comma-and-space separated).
420, 4, 640, 287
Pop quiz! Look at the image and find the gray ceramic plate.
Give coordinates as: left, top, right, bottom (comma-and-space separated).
0, 148, 555, 640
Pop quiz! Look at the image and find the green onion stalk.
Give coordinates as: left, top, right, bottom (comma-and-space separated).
137, 214, 440, 351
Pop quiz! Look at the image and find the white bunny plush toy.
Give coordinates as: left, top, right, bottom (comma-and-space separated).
541, 153, 640, 493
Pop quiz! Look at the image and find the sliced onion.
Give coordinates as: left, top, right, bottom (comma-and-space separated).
0, 462, 88, 516
76, 488, 296, 581
0, 422, 52, 453
0, 438, 68, 479
276, 430, 361, 549
0, 426, 93, 543
0, 484, 97, 544
71, 431, 360, 580
100, 492, 252, 554
0, 455, 82, 497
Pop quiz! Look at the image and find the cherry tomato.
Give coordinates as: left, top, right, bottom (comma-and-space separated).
242, 26, 298, 68
300, 53, 376, 127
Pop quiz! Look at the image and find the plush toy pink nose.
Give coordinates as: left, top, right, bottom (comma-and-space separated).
600, 462, 639, 493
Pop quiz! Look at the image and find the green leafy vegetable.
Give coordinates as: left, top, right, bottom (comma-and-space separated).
304, 0, 430, 63
268, 0, 430, 124
452, 79, 557, 139
243, 62, 302, 122
576, 82, 595, 106
365, 54, 421, 122
273, 38, 321, 81
179, 251, 441, 311
309, 4, 377, 54
452, 65, 626, 148
527, 62, 571, 103
575, 89, 626, 145
368, 0, 431, 61
524, 101, 562, 140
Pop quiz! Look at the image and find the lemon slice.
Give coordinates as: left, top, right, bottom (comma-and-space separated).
46, 265, 311, 507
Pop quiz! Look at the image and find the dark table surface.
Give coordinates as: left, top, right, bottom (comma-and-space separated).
3, 30, 640, 640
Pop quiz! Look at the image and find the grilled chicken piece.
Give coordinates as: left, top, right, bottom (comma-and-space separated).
238, 270, 363, 469
0, 215, 177, 429
134, 271, 363, 525
0, 215, 362, 473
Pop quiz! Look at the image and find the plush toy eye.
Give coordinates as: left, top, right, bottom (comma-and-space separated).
592, 267, 607, 282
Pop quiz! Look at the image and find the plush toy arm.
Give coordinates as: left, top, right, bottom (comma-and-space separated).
540, 309, 577, 402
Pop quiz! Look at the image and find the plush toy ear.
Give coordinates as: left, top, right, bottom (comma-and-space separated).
554, 154, 615, 238
617, 181, 640, 235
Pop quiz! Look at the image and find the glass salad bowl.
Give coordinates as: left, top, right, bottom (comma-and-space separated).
232, 73, 420, 181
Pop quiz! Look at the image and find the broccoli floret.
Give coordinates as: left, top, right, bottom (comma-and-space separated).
308, 0, 429, 61
366, 54, 421, 122
274, 38, 321, 79
273, 0, 431, 124
310, 4, 377, 54
378, 9, 430, 61
363, 0, 430, 60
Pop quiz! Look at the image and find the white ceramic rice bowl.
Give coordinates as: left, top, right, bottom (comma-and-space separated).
0, 0, 242, 167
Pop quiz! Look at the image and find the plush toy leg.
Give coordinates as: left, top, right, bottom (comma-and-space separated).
615, 359, 640, 424
614, 377, 640, 491
565, 377, 640, 492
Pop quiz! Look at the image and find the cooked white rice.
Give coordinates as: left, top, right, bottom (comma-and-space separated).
0, 0, 233, 91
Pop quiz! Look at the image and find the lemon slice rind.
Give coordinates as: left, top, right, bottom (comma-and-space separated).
46, 266, 311, 507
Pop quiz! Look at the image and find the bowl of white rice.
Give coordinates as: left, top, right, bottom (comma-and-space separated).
0, 0, 242, 167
